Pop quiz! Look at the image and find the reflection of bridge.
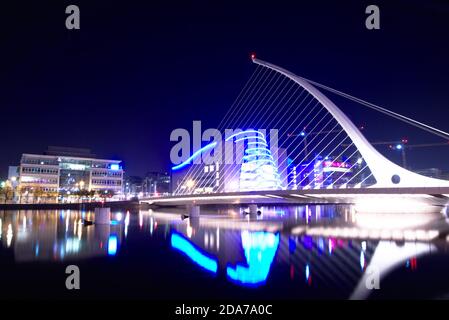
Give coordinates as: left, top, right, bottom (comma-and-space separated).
150, 57, 449, 211
152, 209, 441, 298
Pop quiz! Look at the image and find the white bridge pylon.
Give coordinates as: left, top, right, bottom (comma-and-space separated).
252, 58, 449, 188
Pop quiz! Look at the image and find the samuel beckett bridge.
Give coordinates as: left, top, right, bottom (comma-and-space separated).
142, 55, 449, 214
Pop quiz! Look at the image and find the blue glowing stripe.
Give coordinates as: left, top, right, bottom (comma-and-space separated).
226, 232, 280, 286
235, 136, 267, 143
245, 147, 272, 154
225, 130, 265, 142
171, 232, 218, 274
247, 141, 268, 147
171, 142, 218, 171
243, 158, 277, 166
243, 155, 274, 161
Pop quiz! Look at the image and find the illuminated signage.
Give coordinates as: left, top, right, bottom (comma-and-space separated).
110, 164, 120, 171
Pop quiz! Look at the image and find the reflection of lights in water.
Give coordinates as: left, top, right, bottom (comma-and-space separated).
288, 237, 296, 254
65, 215, 69, 233
0, 218, 2, 239
302, 235, 313, 250
204, 233, 209, 248
170, 232, 218, 273
317, 237, 324, 252
360, 251, 365, 270
354, 197, 435, 214
108, 235, 118, 256
355, 213, 436, 230
328, 238, 333, 255
77, 219, 82, 240
65, 238, 80, 254
139, 212, 143, 228
305, 264, 310, 283
306, 225, 439, 241
186, 219, 193, 238
216, 228, 220, 251
361, 241, 367, 252
226, 231, 279, 286
210, 234, 214, 248
406, 257, 418, 270
150, 216, 154, 235
124, 212, 130, 238
116, 212, 123, 222
7, 224, 13, 247
35, 244, 39, 257
22, 216, 26, 230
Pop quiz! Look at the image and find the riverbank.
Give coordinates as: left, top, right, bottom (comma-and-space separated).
0, 200, 140, 211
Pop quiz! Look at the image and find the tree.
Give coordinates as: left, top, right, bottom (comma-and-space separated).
32, 187, 44, 203
0, 185, 13, 204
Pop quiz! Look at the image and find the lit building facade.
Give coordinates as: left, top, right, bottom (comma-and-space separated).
18, 147, 123, 195
171, 131, 287, 194
142, 172, 170, 196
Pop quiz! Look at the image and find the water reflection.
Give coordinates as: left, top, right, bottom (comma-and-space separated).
171, 231, 218, 273
226, 231, 279, 286
0, 210, 123, 261
0, 204, 448, 299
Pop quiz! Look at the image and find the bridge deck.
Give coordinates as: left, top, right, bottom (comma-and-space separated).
141, 187, 449, 207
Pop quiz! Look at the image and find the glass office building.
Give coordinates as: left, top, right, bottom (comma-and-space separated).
18, 147, 123, 195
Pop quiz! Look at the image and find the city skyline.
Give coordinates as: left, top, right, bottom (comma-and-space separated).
2, 1, 449, 178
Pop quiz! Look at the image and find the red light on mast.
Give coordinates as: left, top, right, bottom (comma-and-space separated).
250, 53, 256, 60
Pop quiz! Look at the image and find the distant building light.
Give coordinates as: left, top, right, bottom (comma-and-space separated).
110, 164, 120, 171
395, 144, 403, 150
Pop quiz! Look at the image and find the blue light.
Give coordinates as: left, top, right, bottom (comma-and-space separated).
300, 131, 306, 137
231, 130, 281, 191
171, 232, 218, 274
395, 144, 403, 150
110, 164, 120, 171
226, 231, 280, 286
108, 235, 118, 256
225, 130, 265, 142
234, 135, 267, 143
171, 142, 218, 171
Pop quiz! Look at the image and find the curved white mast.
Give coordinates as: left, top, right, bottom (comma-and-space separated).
252, 57, 449, 188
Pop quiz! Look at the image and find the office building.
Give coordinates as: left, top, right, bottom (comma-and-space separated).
18, 146, 124, 195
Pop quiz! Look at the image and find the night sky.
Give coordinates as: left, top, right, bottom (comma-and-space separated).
1, 0, 449, 178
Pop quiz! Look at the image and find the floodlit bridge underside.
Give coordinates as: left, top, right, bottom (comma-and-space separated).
141, 186, 449, 210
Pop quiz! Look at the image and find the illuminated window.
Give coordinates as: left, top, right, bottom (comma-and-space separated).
209, 165, 214, 172
204, 166, 209, 173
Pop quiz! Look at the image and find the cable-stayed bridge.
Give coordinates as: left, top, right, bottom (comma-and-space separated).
142, 56, 449, 211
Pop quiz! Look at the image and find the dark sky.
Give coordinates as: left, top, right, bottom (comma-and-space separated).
1, 0, 449, 178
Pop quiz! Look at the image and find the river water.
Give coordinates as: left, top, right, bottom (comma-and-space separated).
1, 205, 449, 299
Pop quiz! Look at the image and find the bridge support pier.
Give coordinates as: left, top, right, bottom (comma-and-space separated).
187, 204, 200, 217
249, 204, 258, 218
94, 207, 111, 225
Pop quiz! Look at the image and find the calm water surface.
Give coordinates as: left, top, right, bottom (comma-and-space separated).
1, 205, 449, 300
